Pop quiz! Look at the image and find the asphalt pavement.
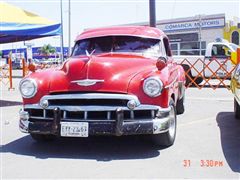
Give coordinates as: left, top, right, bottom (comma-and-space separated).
0, 76, 240, 179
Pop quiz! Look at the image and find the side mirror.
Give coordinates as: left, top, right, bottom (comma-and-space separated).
156, 57, 167, 70
28, 63, 36, 72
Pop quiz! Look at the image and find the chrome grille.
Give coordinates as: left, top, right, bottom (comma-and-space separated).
48, 99, 128, 106
27, 108, 157, 122
25, 93, 160, 122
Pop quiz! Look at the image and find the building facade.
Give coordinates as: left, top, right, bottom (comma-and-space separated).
157, 14, 225, 55
126, 13, 239, 56
224, 21, 240, 45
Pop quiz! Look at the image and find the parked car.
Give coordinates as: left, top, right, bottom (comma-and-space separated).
174, 39, 239, 85
19, 26, 186, 147
33, 58, 61, 66
230, 49, 240, 119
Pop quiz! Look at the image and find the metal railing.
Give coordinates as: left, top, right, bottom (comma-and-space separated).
180, 57, 235, 90
0, 58, 13, 90
1, 57, 236, 90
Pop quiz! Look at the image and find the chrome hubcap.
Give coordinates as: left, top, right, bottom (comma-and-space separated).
168, 105, 176, 138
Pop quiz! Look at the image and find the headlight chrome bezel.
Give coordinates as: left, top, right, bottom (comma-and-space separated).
19, 78, 38, 98
143, 77, 163, 97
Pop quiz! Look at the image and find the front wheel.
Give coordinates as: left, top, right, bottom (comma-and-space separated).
176, 88, 185, 115
193, 76, 203, 85
151, 99, 177, 147
234, 98, 240, 120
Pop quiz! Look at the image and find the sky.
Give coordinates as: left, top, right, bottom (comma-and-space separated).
1, 0, 240, 50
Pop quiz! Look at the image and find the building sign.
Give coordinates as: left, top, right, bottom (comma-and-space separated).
158, 18, 225, 32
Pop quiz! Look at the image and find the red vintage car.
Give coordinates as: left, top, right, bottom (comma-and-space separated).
19, 26, 186, 147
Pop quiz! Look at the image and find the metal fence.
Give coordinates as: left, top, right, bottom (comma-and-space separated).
0, 58, 13, 90
180, 57, 235, 90
0, 57, 235, 90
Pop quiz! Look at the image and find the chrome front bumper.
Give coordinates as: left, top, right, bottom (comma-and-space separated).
19, 93, 172, 136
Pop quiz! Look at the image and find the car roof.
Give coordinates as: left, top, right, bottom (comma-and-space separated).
75, 26, 165, 41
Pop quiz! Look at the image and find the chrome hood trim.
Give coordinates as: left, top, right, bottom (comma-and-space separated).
71, 79, 104, 86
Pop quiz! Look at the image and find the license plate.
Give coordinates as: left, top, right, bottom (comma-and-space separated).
60, 122, 89, 137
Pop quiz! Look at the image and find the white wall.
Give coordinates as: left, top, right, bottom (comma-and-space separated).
201, 29, 224, 45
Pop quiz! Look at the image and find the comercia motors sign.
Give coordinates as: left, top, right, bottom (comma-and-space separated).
159, 18, 225, 32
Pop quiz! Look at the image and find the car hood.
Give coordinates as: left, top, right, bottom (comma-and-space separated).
49, 53, 157, 94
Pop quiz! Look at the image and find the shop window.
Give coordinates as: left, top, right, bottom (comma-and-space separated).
171, 50, 178, 55
201, 42, 206, 49
180, 50, 201, 55
180, 42, 199, 50
231, 31, 239, 45
170, 44, 178, 51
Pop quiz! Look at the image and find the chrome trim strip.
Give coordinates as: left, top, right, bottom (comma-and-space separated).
61, 119, 116, 122
43, 109, 46, 118
29, 116, 53, 120
24, 104, 169, 112
130, 111, 134, 119
151, 110, 155, 118
165, 76, 178, 89
28, 115, 156, 122
40, 93, 140, 106
107, 112, 111, 120
84, 111, 88, 120
63, 111, 67, 119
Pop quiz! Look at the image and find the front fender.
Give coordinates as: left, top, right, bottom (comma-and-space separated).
127, 67, 169, 108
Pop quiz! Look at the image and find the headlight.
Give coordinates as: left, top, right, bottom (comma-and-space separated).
19, 78, 38, 98
143, 77, 163, 97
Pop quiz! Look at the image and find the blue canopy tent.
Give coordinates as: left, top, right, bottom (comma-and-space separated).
0, 2, 61, 44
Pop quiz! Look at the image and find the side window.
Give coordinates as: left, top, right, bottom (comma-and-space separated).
212, 45, 218, 56
223, 45, 231, 56
72, 40, 92, 56
163, 38, 172, 57
211, 45, 231, 57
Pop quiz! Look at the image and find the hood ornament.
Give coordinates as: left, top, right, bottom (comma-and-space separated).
71, 79, 104, 86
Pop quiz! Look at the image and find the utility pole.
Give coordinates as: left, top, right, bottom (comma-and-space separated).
60, 0, 64, 62
68, 0, 71, 56
199, 14, 202, 56
149, 0, 156, 27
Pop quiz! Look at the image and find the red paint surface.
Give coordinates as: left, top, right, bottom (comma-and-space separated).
22, 26, 185, 108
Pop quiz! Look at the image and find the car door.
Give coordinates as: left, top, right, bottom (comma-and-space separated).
162, 38, 179, 97
232, 64, 240, 101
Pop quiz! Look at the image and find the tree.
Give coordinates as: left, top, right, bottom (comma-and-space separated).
0, 50, 2, 58
38, 44, 56, 58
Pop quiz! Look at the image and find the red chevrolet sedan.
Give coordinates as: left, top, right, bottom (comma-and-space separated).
19, 26, 186, 147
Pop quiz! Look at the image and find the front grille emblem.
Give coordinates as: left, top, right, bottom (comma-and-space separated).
71, 79, 104, 86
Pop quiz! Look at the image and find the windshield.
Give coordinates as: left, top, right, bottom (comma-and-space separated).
229, 43, 239, 51
72, 36, 162, 58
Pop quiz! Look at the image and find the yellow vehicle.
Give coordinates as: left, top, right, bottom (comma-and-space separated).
230, 48, 240, 119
